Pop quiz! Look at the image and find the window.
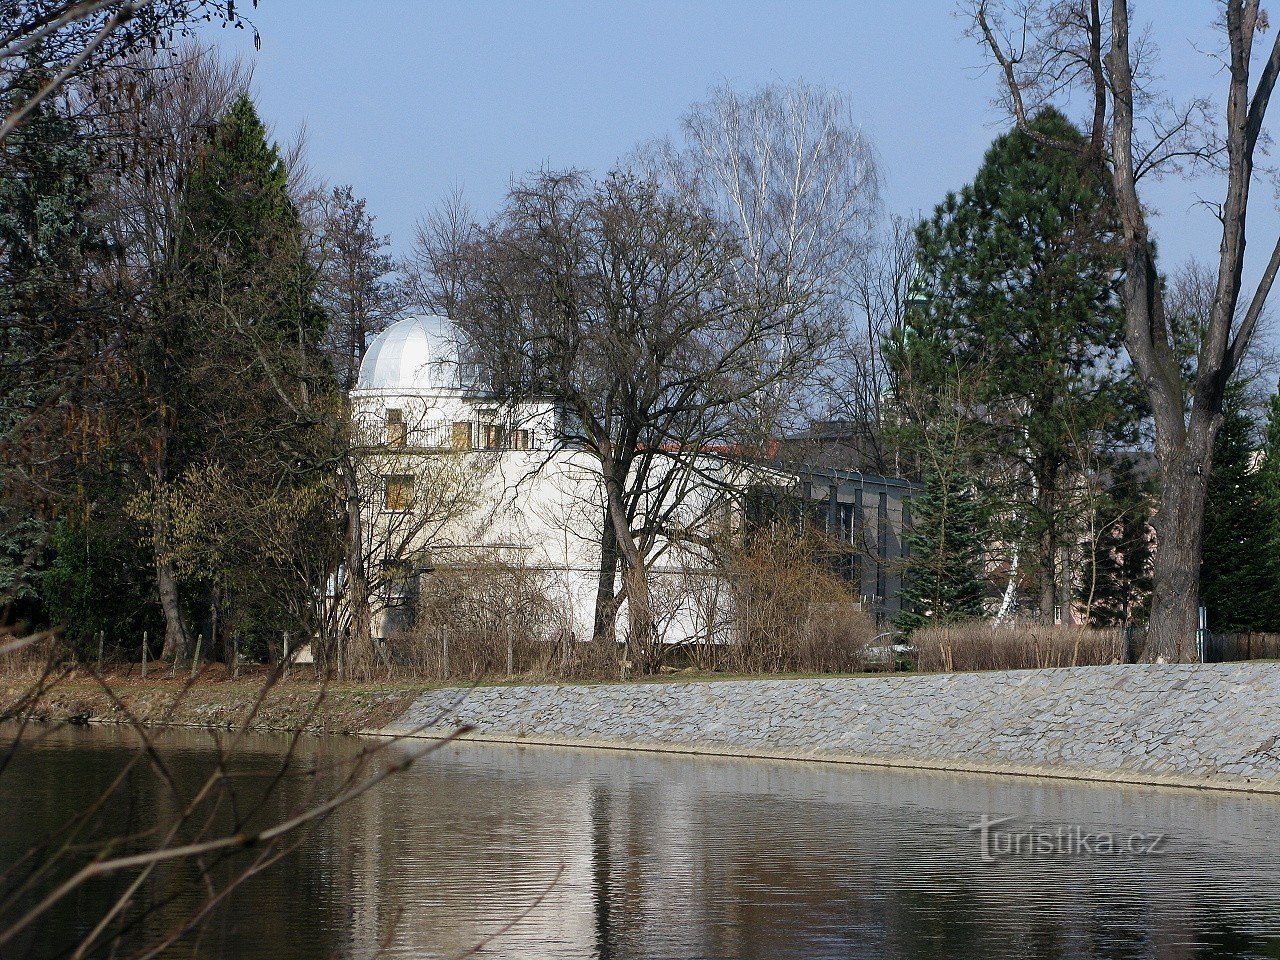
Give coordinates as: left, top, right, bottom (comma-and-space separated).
386, 408, 406, 448
483, 423, 505, 449
451, 422, 473, 449
513, 428, 530, 450
384, 475, 414, 512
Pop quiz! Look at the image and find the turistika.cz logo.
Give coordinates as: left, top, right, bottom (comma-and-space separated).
969, 815, 1168, 862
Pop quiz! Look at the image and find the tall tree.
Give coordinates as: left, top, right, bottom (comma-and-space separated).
971, 0, 1280, 659
142, 92, 333, 661
904, 107, 1132, 622
315, 184, 401, 391
1200, 382, 1280, 632
422, 170, 830, 669
0, 62, 110, 618
640, 80, 883, 440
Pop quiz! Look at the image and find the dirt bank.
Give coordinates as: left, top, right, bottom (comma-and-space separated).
0, 665, 431, 735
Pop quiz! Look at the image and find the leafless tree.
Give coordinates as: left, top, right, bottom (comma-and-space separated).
639, 80, 884, 433
968, 0, 1280, 659
332, 405, 488, 680
0, 1, 254, 144
416, 170, 830, 670
314, 185, 403, 392
821, 215, 918, 472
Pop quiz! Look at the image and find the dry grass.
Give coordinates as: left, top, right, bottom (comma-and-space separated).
912, 621, 1125, 672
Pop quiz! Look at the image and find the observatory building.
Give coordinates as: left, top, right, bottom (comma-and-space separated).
350, 315, 915, 650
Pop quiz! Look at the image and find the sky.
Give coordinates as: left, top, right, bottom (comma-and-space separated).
206, 1, 1279, 293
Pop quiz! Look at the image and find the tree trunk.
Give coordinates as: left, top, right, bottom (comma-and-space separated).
156, 552, 190, 663
1035, 462, 1058, 623
592, 511, 621, 645
1145, 441, 1213, 662
600, 469, 654, 673
341, 460, 373, 681
153, 500, 191, 663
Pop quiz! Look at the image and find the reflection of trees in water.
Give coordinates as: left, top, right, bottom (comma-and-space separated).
7, 731, 1280, 959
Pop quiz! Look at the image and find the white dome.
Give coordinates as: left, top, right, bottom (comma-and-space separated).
356, 315, 470, 392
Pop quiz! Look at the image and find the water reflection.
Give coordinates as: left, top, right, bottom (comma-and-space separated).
4, 727, 1280, 959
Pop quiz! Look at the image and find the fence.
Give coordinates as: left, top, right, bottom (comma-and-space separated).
1205, 632, 1280, 663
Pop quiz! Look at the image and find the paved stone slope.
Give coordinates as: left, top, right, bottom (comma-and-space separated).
386, 664, 1280, 791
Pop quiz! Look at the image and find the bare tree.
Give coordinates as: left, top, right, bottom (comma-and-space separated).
968, 0, 1280, 659
315, 185, 403, 392
0, 1, 254, 144
640, 80, 884, 432
333, 404, 488, 679
418, 170, 830, 670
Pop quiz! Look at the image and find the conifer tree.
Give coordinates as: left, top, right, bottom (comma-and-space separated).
1199, 383, 1280, 632
894, 473, 988, 633
902, 108, 1133, 622
143, 93, 334, 661
1083, 459, 1154, 627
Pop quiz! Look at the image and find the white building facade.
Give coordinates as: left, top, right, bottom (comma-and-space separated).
351, 315, 732, 647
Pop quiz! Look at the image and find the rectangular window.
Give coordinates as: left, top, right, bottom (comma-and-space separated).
514, 428, 530, 450
483, 423, 505, 450
451, 421, 473, 449
384, 475, 414, 512
386, 408, 406, 448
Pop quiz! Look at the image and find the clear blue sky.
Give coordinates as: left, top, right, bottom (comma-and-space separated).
209, 1, 1276, 291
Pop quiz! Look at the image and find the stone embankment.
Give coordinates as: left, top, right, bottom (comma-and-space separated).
385, 663, 1280, 793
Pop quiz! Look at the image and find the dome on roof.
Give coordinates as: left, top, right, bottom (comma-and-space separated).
356, 315, 471, 392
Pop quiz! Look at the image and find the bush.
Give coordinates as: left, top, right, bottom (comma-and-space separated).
399, 561, 606, 680
716, 527, 878, 674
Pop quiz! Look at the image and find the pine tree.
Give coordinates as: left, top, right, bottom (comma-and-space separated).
895, 473, 988, 633
901, 108, 1134, 622
174, 93, 326, 341
1199, 383, 1280, 632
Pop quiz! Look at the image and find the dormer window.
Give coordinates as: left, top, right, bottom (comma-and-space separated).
386, 408, 407, 447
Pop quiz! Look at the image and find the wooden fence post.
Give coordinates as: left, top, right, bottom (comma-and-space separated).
190, 630, 202, 680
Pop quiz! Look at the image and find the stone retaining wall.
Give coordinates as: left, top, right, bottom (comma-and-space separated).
384, 663, 1280, 793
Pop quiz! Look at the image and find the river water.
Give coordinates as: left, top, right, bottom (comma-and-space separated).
2, 725, 1280, 959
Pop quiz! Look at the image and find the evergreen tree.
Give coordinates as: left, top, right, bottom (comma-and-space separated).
142, 93, 336, 660
900, 108, 1134, 622
895, 473, 988, 633
1257, 383, 1280, 555
0, 63, 106, 616
1084, 458, 1154, 627
1199, 383, 1280, 632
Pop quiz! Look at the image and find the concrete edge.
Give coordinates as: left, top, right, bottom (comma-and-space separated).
364, 725, 1280, 797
